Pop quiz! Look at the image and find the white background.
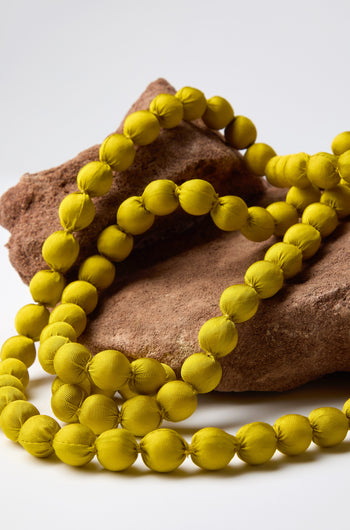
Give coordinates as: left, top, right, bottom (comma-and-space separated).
0, 1, 350, 529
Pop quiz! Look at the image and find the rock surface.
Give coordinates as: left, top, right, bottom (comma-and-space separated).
1, 79, 350, 392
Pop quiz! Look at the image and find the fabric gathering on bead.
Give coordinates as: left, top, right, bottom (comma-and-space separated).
0, 85, 349, 473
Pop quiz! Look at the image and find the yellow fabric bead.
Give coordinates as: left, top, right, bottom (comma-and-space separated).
210, 195, 249, 231
40, 322, 77, 343
265, 156, 290, 188
51, 375, 91, 396
236, 422, 277, 465
283, 223, 321, 259
38, 335, 70, 375
284, 152, 310, 189
53, 423, 96, 467
78, 394, 119, 435
198, 315, 238, 358
266, 201, 299, 237
96, 429, 138, 471
244, 143, 277, 177
0, 400, 39, 442
274, 414, 313, 456
175, 86, 207, 121
53, 342, 91, 384
0, 387, 26, 414
240, 206, 275, 242
15, 303, 50, 341
78, 255, 116, 290
140, 428, 188, 473
120, 395, 162, 437
219, 284, 259, 323
320, 183, 350, 218
244, 260, 284, 299
149, 93, 184, 129
331, 131, 350, 156
97, 225, 134, 262
129, 358, 166, 395
286, 184, 321, 214
99, 134, 136, 172
118, 382, 138, 401
342, 398, 350, 427
224, 115, 257, 150
18, 415, 60, 458
202, 96, 234, 130
59, 192, 95, 232
177, 179, 218, 216
42, 230, 80, 272
88, 349, 131, 393
156, 381, 197, 422
61, 280, 98, 315
1, 335, 36, 368
77, 161, 113, 197
180, 353, 222, 394
0, 374, 24, 392
307, 153, 340, 189
29, 270, 65, 307
264, 242, 303, 279
302, 202, 338, 237
338, 150, 350, 183
309, 407, 348, 448
190, 427, 237, 470
49, 303, 87, 337
0, 358, 29, 388
123, 110, 160, 146
116, 196, 155, 235
161, 363, 176, 382
142, 179, 179, 216
51, 383, 87, 423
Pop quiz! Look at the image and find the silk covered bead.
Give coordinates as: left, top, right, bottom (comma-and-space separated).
307, 153, 340, 189
1, 335, 36, 367
224, 115, 257, 150
244, 260, 284, 298
59, 192, 95, 232
0, 374, 24, 392
177, 179, 218, 216
283, 223, 321, 259
0, 400, 39, 442
88, 349, 130, 393
156, 381, 197, 422
273, 414, 313, 456
123, 110, 160, 146
236, 422, 277, 465
78, 394, 119, 435
302, 202, 338, 237
15, 303, 50, 341
342, 398, 350, 427
129, 358, 166, 395
266, 202, 299, 237
338, 150, 350, 183
202, 96, 234, 130
77, 161, 113, 197
181, 353, 222, 394
284, 152, 310, 189
99, 134, 135, 172
78, 255, 116, 290
49, 303, 87, 337
42, 230, 79, 272
149, 93, 184, 128
116, 196, 155, 235
162, 363, 177, 382
61, 281, 98, 315
120, 395, 162, 437
97, 225, 134, 262
40, 322, 77, 343
140, 428, 188, 473
320, 184, 350, 218
198, 316, 238, 358
331, 131, 350, 156
53, 342, 91, 384
240, 206, 275, 242
309, 407, 348, 447
29, 270, 65, 307
265, 156, 290, 188
219, 284, 259, 323
38, 335, 70, 374
0, 387, 26, 414
264, 242, 303, 279
53, 424, 96, 467
51, 383, 87, 423
175, 86, 207, 121
51, 375, 91, 396
244, 143, 277, 177
96, 429, 138, 471
286, 185, 321, 214
0, 358, 29, 388
18, 415, 60, 458
142, 179, 179, 216
190, 427, 237, 470
210, 195, 249, 231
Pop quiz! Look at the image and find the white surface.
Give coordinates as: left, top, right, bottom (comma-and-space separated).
0, 1, 350, 529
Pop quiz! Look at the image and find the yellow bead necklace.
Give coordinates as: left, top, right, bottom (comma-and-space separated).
0, 86, 350, 473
